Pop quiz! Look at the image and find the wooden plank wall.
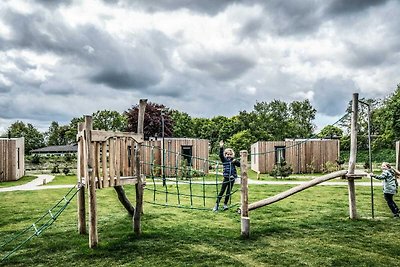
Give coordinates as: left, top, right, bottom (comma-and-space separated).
141, 140, 162, 176
251, 140, 339, 174
78, 130, 140, 189
163, 138, 209, 177
0, 138, 24, 181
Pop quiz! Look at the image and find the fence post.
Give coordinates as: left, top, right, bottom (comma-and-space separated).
348, 93, 358, 219
85, 116, 98, 247
134, 99, 147, 236
240, 150, 250, 238
77, 122, 86, 234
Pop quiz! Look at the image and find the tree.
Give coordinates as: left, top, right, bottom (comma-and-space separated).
46, 121, 69, 146
125, 102, 172, 139
7, 121, 45, 154
317, 125, 343, 139
170, 110, 194, 138
369, 85, 400, 149
227, 130, 257, 155
92, 110, 127, 131
287, 100, 316, 138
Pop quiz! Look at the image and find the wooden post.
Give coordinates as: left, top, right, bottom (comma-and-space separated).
77, 122, 86, 235
240, 150, 249, 238
134, 99, 147, 236
85, 116, 98, 247
348, 93, 358, 219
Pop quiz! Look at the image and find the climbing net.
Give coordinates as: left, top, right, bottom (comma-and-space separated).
141, 144, 240, 211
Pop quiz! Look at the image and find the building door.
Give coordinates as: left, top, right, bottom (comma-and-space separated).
181, 145, 193, 166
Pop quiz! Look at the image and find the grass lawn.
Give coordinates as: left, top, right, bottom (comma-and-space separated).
1, 182, 400, 266
0, 176, 37, 188
46, 175, 77, 185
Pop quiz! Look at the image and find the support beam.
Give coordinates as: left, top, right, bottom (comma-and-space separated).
348, 93, 358, 219
134, 99, 147, 236
77, 122, 86, 234
85, 116, 98, 248
240, 150, 249, 238
114, 185, 135, 216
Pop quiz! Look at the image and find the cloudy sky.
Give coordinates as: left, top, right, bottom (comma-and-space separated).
0, 0, 399, 133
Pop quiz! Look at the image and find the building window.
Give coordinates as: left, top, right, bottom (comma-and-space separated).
181, 145, 193, 166
275, 146, 286, 165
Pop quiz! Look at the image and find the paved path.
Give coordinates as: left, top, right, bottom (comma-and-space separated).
0, 175, 383, 193
0, 175, 72, 192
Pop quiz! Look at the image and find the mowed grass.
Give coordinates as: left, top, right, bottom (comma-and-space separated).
0, 176, 36, 188
1, 183, 400, 266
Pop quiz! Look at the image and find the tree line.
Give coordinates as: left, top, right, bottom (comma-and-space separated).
2, 84, 400, 155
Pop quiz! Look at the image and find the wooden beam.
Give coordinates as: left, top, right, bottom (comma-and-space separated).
347, 93, 358, 219
85, 116, 98, 248
249, 170, 348, 211
77, 122, 86, 235
240, 150, 249, 238
134, 99, 147, 236
91, 130, 143, 143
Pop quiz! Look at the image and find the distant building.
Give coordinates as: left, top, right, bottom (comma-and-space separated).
141, 138, 210, 176
30, 144, 78, 156
251, 139, 340, 174
0, 137, 25, 181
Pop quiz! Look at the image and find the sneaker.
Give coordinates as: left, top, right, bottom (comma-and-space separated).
223, 205, 228, 211
212, 205, 219, 212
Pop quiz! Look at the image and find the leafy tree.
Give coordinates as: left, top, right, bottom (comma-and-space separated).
371, 85, 400, 149
318, 125, 343, 139
227, 130, 257, 155
46, 121, 69, 146
92, 110, 127, 131
287, 100, 316, 138
7, 121, 45, 154
125, 102, 172, 139
170, 110, 194, 138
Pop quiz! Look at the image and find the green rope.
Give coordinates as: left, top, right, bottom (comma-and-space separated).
1, 184, 81, 262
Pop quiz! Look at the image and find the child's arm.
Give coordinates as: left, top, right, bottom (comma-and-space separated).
219, 140, 226, 162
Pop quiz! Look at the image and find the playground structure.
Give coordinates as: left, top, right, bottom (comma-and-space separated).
0, 137, 25, 182
76, 99, 147, 248
0, 93, 381, 261
238, 93, 366, 237
76, 93, 369, 243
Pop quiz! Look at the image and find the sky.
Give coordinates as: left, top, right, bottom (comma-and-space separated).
0, 0, 399, 134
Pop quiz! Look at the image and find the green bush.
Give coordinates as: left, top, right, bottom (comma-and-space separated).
270, 161, 293, 179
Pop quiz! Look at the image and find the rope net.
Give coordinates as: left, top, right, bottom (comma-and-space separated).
141, 144, 240, 211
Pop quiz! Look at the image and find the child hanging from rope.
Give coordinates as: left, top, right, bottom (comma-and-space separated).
369, 162, 400, 218
213, 140, 240, 212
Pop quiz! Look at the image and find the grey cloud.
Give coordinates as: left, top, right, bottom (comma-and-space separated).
326, 0, 390, 16
184, 52, 256, 81
2, 10, 170, 91
312, 78, 358, 116
103, 0, 236, 15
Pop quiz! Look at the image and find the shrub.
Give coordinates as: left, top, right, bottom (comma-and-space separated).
31, 154, 41, 164
270, 161, 293, 179
51, 164, 60, 173
63, 167, 70, 175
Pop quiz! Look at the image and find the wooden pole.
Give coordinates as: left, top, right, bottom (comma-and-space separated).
134, 99, 147, 236
348, 93, 358, 219
77, 122, 86, 235
240, 150, 249, 238
85, 116, 98, 248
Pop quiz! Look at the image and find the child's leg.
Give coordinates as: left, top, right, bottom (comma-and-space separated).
216, 177, 229, 205
223, 177, 236, 205
384, 193, 399, 215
